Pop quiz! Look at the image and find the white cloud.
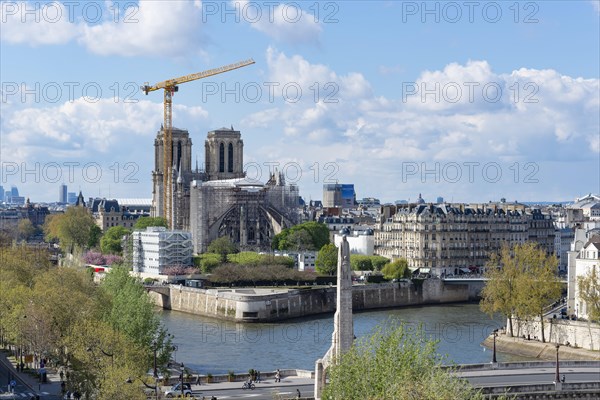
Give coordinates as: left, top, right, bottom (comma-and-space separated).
0, 1, 80, 45
1, 97, 208, 162
79, 2, 205, 57
1, 1, 205, 57
233, 0, 321, 45
241, 50, 599, 202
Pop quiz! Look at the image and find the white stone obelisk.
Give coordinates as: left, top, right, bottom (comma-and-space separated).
314, 235, 354, 399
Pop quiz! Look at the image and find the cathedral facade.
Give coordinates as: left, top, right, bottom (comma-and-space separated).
151, 126, 299, 253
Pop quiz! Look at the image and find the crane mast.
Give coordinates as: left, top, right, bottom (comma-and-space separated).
142, 59, 255, 228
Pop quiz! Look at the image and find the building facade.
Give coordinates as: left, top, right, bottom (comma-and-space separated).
375, 203, 554, 277
572, 237, 600, 321
132, 227, 193, 275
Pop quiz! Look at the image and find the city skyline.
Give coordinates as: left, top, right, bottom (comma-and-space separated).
1, 1, 599, 203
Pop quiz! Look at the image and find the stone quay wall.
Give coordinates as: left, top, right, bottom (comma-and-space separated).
148, 279, 481, 322
506, 317, 600, 351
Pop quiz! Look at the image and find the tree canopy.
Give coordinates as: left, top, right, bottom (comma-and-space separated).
323, 322, 485, 400
272, 221, 330, 251
43, 207, 100, 252
480, 242, 561, 340
207, 236, 239, 263
100, 226, 130, 255
316, 243, 338, 275
381, 258, 411, 280
133, 216, 168, 230
0, 246, 172, 400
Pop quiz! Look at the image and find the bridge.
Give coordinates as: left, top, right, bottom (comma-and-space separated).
451, 361, 600, 399
144, 284, 170, 296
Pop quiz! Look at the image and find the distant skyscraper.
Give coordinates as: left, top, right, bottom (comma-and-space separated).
67, 192, 77, 204
59, 184, 68, 203
437, 196, 444, 203
10, 186, 19, 197
0, 185, 4, 201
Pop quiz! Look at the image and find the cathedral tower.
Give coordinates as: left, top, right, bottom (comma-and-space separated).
205, 126, 244, 181
151, 127, 194, 220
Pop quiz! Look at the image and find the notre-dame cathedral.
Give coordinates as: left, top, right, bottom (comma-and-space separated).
151, 126, 299, 253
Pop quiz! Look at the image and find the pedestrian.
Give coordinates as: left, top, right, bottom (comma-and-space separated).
256, 370, 261, 383
195, 374, 201, 385
561, 374, 566, 383
275, 369, 280, 383
61, 381, 66, 394
60, 370, 64, 381
296, 388, 301, 398
10, 379, 16, 393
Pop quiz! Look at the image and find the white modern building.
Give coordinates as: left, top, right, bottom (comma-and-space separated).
334, 228, 375, 256
132, 227, 193, 275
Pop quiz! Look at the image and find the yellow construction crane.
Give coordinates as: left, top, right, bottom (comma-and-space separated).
141, 59, 255, 228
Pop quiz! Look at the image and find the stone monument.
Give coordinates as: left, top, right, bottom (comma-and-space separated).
314, 235, 354, 399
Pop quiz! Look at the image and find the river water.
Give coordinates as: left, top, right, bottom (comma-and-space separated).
158, 303, 528, 375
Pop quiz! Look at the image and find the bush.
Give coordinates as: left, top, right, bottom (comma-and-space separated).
209, 264, 316, 286
162, 265, 197, 276
381, 259, 410, 280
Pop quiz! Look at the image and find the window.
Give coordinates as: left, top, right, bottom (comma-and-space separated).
228, 143, 234, 172
219, 143, 225, 172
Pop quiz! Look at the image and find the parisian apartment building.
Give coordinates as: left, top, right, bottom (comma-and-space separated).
374, 202, 555, 277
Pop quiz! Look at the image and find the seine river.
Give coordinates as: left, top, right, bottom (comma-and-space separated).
158, 303, 528, 375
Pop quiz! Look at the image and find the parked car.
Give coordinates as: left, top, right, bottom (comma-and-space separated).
164, 382, 192, 398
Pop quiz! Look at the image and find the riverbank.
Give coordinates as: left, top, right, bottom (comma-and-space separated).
482, 332, 600, 361
148, 279, 484, 322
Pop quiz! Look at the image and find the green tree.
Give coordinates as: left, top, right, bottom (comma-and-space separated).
577, 266, 600, 322
381, 259, 410, 280
133, 217, 168, 230
89, 224, 102, 249
480, 243, 561, 339
350, 255, 373, 271
100, 226, 131, 255
371, 256, 390, 271
43, 207, 100, 252
286, 229, 315, 251
316, 243, 338, 275
207, 236, 239, 263
272, 221, 330, 251
517, 245, 561, 342
17, 219, 36, 241
64, 318, 148, 400
323, 322, 485, 400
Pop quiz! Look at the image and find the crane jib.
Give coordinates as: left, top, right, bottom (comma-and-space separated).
144, 59, 255, 92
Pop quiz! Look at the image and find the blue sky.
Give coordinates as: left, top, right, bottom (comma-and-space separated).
1, 0, 599, 203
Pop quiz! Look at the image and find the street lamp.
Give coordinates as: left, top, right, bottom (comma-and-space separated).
152, 341, 159, 379
554, 344, 560, 384
492, 329, 498, 364
180, 363, 185, 397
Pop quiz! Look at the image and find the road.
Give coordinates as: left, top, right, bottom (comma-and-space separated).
0, 357, 57, 400
188, 383, 313, 399
458, 366, 600, 388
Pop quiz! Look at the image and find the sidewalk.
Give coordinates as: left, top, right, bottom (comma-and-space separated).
180, 375, 314, 393
0, 350, 63, 398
